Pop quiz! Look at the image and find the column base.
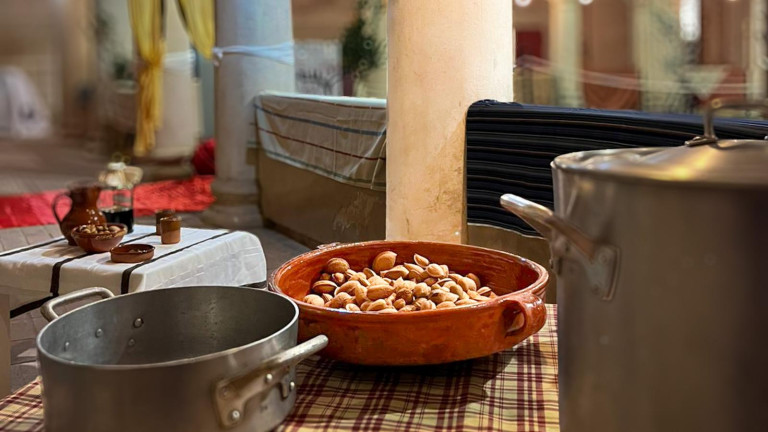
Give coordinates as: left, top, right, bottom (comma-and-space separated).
202, 178, 263, 229
201, 202, 263, 229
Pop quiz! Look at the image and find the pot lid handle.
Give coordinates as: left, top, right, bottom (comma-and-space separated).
686, 98, 768, 147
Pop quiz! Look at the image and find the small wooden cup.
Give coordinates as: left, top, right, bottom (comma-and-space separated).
155, 209, 176, 234
160, 216, 182, 244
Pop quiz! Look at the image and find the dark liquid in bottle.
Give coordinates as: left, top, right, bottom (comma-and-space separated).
102, 206, 134, 233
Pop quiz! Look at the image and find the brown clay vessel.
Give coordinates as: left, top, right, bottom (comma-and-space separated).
71, 223, 126, 254
52, 181, 106, 245
160, 216, 181, 244
154, 209, 175, 234
270, 240, 548, 365
110, 244, 155, 263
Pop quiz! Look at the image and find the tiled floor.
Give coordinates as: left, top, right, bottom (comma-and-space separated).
1, 137, 310, 391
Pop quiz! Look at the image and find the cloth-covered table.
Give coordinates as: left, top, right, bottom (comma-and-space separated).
0, 305, 559, 431
255, 91, 387, 191
0, 224, 266, 399
0, 224, 267, 314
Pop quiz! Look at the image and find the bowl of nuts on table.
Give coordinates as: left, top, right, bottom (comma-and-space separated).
71, 223, 127, 253
270, 241, 548, 365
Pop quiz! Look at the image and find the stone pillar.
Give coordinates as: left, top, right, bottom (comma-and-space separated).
549, 0, 584, 107
386, 0, 514, 243
152, 0, 200, 161
748, 0, 767, 100
633, 0, 687, 112
202, 0, 295, 229
58, 0, 98, 136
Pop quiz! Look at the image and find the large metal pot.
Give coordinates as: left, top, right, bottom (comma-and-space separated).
37, 286, 328, 432
501, 100, 768, 432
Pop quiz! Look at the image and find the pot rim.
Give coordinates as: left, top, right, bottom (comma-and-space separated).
553, 147, 768, 190
269, 240, 549, 321
36, 285, 299, 370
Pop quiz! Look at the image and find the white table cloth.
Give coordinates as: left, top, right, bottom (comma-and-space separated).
0, 225, 267, 314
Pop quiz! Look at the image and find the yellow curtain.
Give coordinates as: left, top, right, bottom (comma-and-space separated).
177, 0, 215, 59
128, 0, 165, 157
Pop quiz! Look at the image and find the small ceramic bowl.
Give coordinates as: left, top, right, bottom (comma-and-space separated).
110, 244, 155, 263
71, 223, 127, 254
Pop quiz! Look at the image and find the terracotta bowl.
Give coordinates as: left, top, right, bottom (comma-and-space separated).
110, 244, 155, 263
71, 223, 127, 254
270, 241, 548, 365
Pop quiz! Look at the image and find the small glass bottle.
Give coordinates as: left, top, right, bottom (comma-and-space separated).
99, 162, 135, 232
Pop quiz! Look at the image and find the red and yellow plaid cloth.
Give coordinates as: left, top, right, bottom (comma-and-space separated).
0, 305, 558, 431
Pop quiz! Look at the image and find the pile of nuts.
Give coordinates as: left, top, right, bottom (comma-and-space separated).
304, 251, 497, 313
75, 224, 124, 235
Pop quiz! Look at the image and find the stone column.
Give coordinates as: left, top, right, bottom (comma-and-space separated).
748, 0, 767, 101
633, 0, 687, 112
153, 0, 200, 161
202, 0, 295, 228
386, 0, 514, 243
58, 0, 98, 136
549, 0, 584, 107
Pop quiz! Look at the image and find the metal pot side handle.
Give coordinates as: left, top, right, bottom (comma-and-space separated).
213, 335, 329, 429
499, 194, 620, 301
41, 287, 115, 322
502, 291, 547, 339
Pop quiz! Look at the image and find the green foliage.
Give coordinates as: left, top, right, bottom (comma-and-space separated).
341, 0, 384, 78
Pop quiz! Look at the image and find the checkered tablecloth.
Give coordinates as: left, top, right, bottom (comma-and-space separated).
0, 305, 558, 432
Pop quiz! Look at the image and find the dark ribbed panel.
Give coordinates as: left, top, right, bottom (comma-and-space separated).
465, 101, 768, 235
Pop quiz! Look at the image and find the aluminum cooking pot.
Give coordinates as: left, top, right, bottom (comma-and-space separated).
37, 286, 328, 432
501, 99, 768, 432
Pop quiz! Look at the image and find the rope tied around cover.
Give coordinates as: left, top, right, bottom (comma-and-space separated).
211, 42, 295, 66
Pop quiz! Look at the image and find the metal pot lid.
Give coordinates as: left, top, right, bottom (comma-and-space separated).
553, 100, 768, 189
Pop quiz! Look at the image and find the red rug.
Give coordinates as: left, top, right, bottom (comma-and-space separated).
0, 176, 215, 229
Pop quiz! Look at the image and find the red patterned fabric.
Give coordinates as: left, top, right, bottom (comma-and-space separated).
191, 138, 216, 175
0, 305, 560, 432
0, 176, 214, 229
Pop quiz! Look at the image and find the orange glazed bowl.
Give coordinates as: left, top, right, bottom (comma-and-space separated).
270, 241, 548, 365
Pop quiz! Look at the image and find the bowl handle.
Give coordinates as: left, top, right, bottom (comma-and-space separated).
501, 291, 547, 339
41, 287, 115, 322
212, 335, 329, 429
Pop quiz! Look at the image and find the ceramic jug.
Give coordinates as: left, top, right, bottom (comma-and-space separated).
52, 182, 106, 245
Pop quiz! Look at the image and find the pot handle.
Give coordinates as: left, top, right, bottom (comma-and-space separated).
212, 335, 329, 429
51, 192, 70, 225
41, 287, 115, 322
500, 194, 620, 301
686, 98, 768, 146
502, 291, 547, 339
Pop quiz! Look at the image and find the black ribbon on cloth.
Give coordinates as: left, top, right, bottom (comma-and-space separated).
0, 237, 65, 258
120, 231, 234, 294
49, 233, 156, 297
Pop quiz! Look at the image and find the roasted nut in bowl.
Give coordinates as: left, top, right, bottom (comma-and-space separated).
270, 241, 548, 365
71, 223, 127, 254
